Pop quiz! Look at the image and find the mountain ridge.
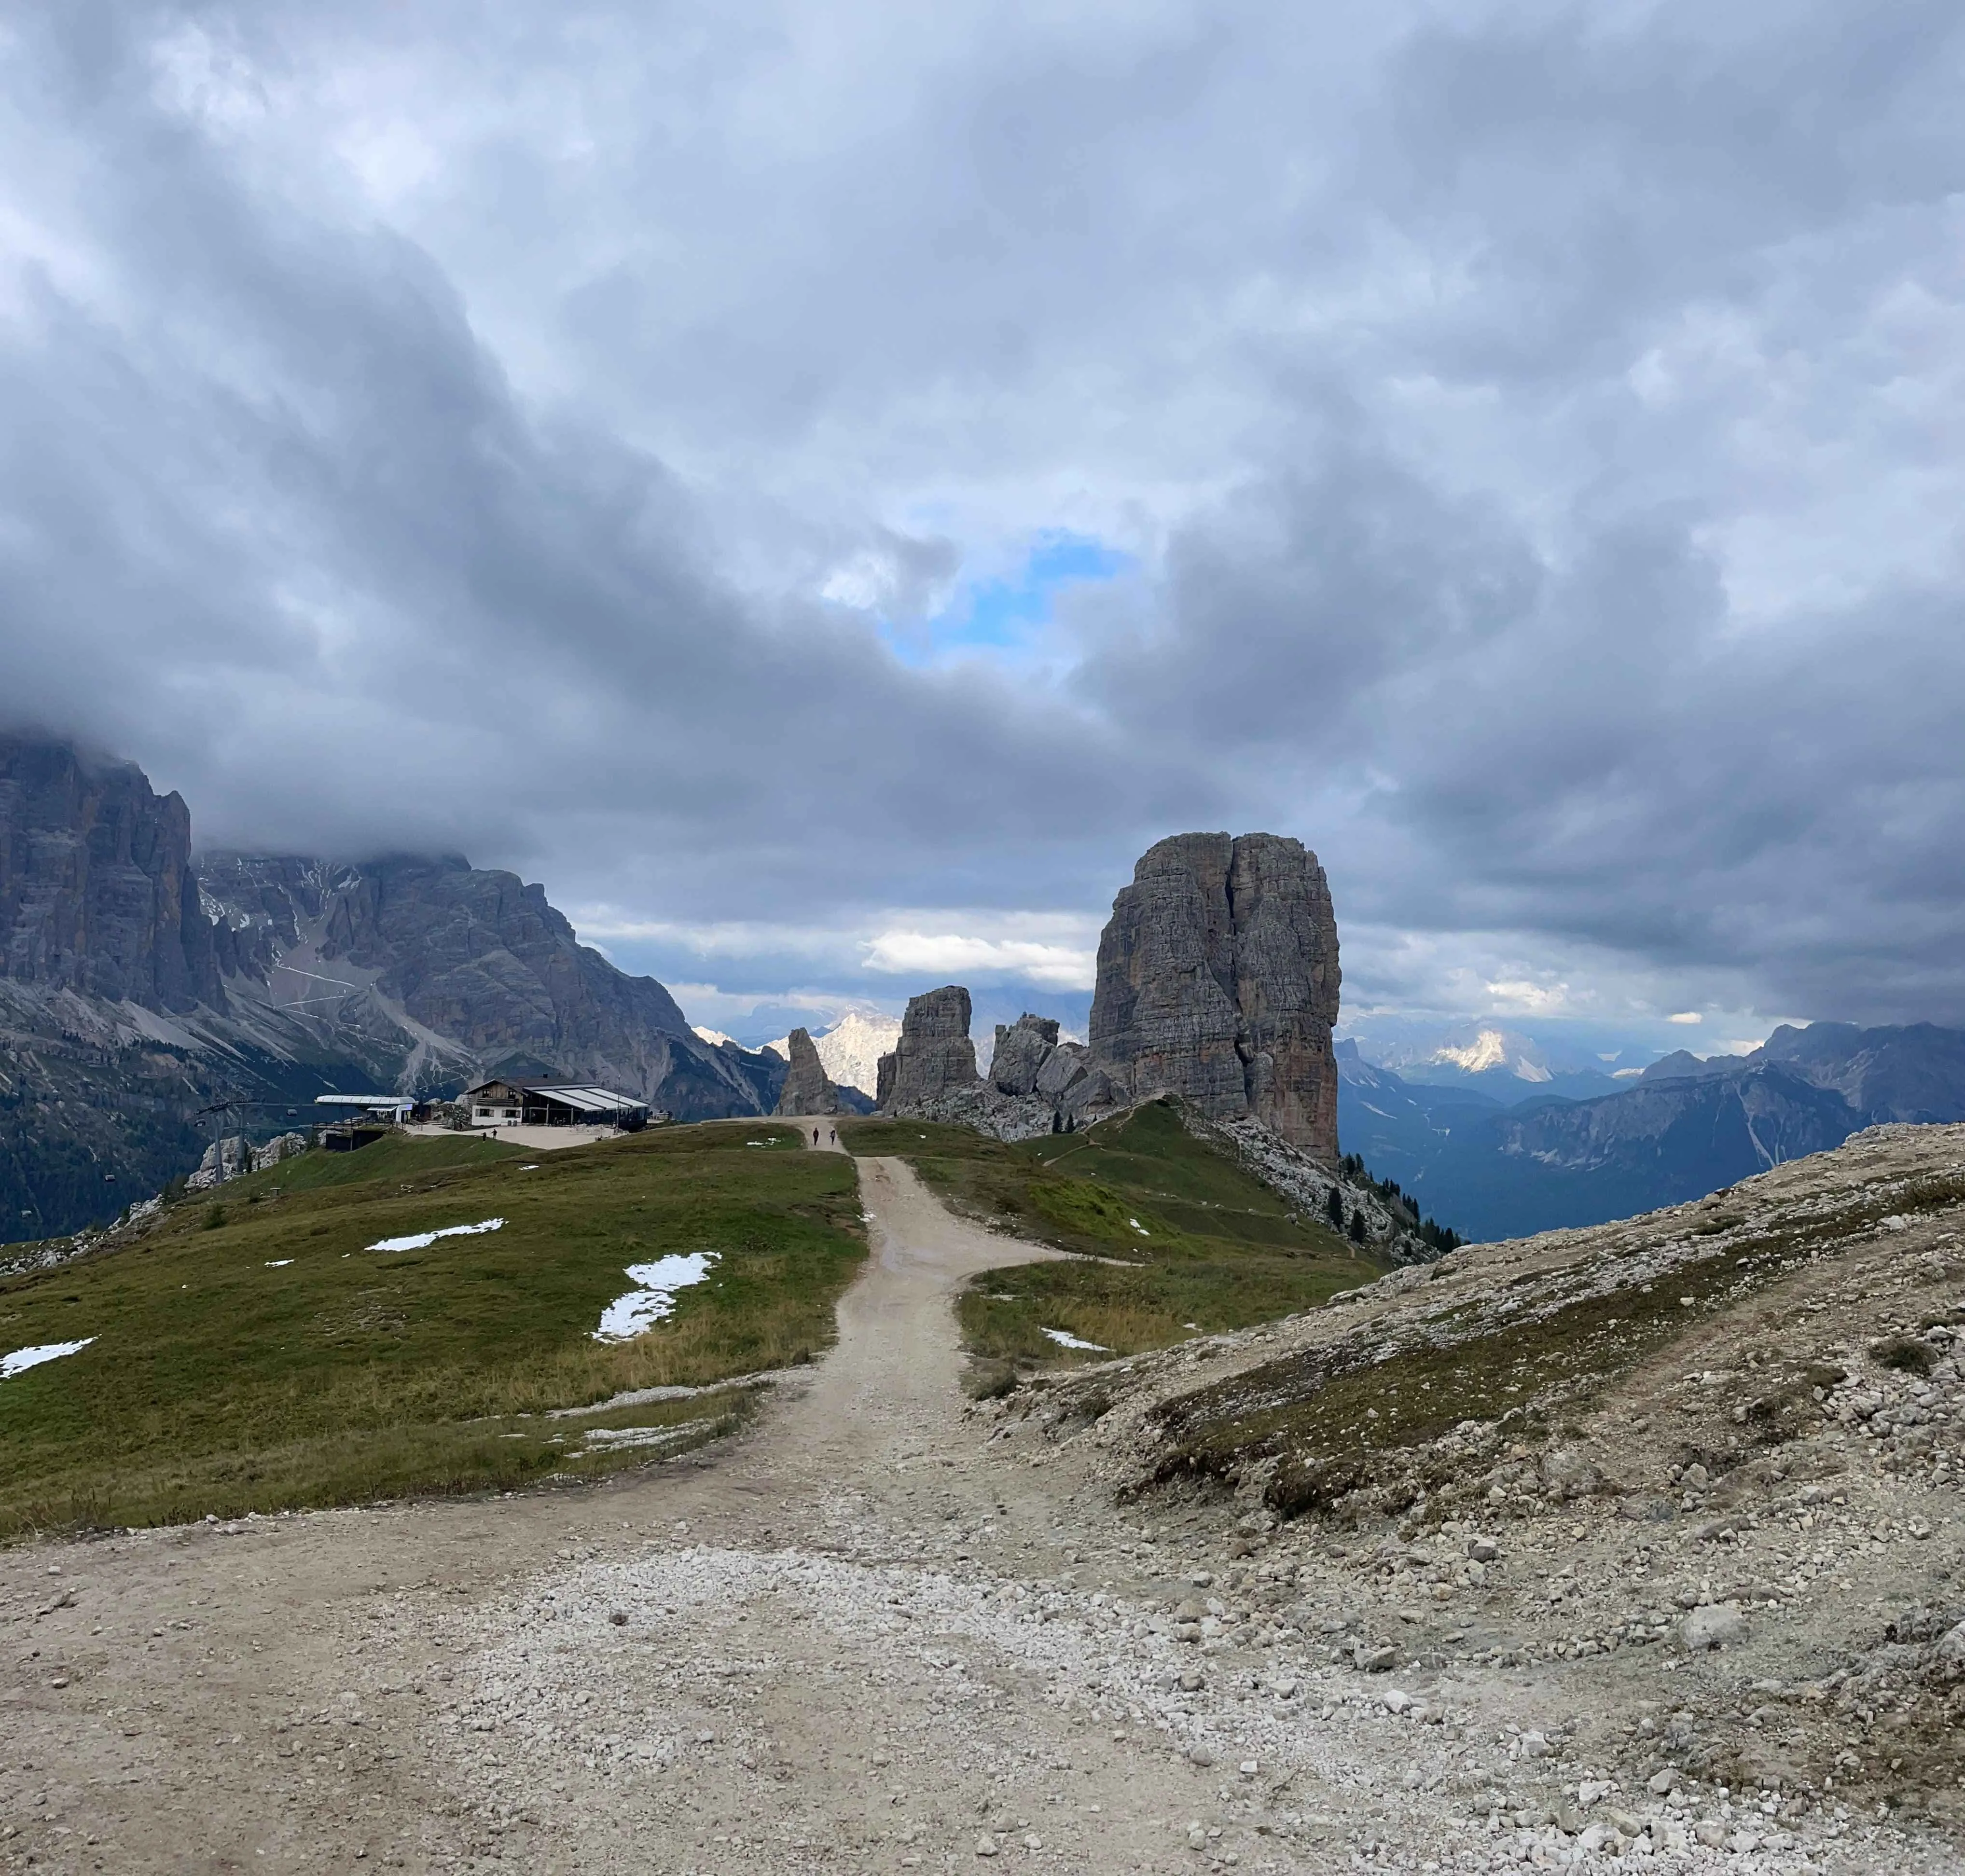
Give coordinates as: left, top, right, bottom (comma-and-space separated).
1339, 1020, 1965, 1241
0, 734, 783, 1241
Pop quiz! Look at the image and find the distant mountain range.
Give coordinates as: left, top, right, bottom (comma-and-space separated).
0, 735, 783, 1241
756, 1011, 899, 1104
1338, 1022, 1965, 1242
1354, 1023, 1635, 1104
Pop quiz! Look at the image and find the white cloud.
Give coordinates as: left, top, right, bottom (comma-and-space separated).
1667, 1011, 1703, 1025
861, 929, 1096, 990
1482, 979, 1571, 1015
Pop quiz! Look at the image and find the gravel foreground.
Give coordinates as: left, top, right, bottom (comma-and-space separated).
4, 1132, 1962, 1873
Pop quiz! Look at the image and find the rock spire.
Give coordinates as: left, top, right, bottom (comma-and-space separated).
1089, 831, 1339, 1160
875, 986, 980, 1109
773, 1027, 841, 1116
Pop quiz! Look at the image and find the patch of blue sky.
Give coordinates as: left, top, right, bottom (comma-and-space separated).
888, 531, 1132, 667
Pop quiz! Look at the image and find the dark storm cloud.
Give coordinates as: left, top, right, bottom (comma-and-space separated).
0, 3, 1196, 918
1, 0, 1962, 1028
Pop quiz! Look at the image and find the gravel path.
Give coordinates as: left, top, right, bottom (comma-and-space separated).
0, 1136, 1934, 1873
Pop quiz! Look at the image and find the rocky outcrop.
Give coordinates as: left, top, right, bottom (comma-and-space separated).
989, 1014, 1060, 1095
0, 734, 224, 1013
1090, 832, 1339, 1161
877, 986, 981, 1109
187, 1130, 309, 1191
773, 1028, 840, 1116
876, 997, 1119, 1140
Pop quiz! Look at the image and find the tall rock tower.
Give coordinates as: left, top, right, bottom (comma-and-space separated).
1090, 832, 1340, 1159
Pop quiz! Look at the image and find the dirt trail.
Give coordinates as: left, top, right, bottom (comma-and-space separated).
6, 1131, 1874, 1875
2, 1141, 1219, 1874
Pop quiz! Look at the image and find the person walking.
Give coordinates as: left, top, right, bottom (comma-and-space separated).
812, 1127, 819, 1145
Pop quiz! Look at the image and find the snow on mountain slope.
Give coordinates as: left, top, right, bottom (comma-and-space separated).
761, 1011, 903, 1098
1430, 1027, 1550, 1080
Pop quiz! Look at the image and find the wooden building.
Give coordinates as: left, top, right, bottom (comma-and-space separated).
460, 1078, 650, 1130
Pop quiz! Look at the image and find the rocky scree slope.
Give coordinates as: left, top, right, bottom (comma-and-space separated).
994, 1121, 1965, 1853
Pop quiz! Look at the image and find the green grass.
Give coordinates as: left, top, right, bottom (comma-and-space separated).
0, 1121, 862, 1540
243, 1130, 525, 1194
842, 1100, 1381, 1366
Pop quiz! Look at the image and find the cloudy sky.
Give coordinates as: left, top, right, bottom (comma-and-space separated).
3, 1, 1962, 1053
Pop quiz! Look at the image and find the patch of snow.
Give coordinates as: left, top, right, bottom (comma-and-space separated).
692, 1025, 739, 1048
578, 1419, 713, 1451
593, 1253, 720, 1342
2, 1338, 95, 1379
1127, 1218, 1150, 1236
367, 1217, 505, 1253
265, 1259, 293, 1268
519, 1163, 540, 1170
1041, 1327, 1109, 1352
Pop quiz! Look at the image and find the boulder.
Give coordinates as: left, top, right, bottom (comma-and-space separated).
990, 1014, 1061, 1096
1035, 1040, 1092, 1103
773, 1027, 841, 1116
1540, 1447, 1602, 1501
1678, 1602, 1745, 1652
878, 986, 981, 1110
1934, 1618, 1965, 1673
1090, 832, 1339, 1159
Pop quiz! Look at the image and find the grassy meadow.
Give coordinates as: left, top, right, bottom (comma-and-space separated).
842, 1100, 1382, 1371
0, 1122, 863, 1540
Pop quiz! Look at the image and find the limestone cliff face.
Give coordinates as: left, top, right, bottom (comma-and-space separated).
1091, 831, 1339, 1160
0, 735, 223, 1013
773, 1027, 840, 1116
876, 986, 980, 1109
199, 852, 780, 1120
